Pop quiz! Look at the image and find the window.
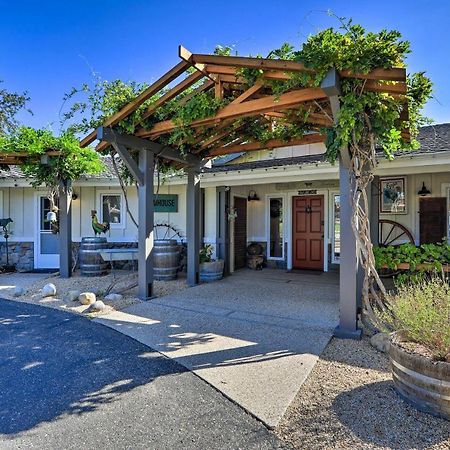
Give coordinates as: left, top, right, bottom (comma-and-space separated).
332, 194, 340, 263
101, 194, 123, 227
268, 197, 284, 259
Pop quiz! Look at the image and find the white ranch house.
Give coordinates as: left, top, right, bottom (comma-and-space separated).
1, 123, 449, 270
1, 123, 449, 336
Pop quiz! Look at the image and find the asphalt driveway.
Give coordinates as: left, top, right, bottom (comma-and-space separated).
0, 299, 287, 450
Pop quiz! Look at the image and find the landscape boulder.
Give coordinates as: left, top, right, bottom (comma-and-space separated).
370, 332, 391, 353
86, 300, 107, 313
79, 292, 96, 305
42, 283, 57, 297
13, 286, 25, 297
104, 293, 123, 302
66, 290, 81, 302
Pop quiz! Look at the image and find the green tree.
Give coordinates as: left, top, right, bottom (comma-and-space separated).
0, 80, 31, 135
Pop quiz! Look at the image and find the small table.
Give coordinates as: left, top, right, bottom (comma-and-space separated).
99, 248, 139, 277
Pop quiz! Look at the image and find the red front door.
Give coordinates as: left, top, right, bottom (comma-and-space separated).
292, 195, 324, 270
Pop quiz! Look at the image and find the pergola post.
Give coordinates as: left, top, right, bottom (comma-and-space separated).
334, 158, 361, 338
59, 180, 72, 278
321, 69, 361, 339
216, 186, 230, 276
138, 149, 154, 299
187, 168, 201, 286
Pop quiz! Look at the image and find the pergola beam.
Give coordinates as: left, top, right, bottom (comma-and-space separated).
208, 133, 326, 157
80, 60, 190, 148
137, 88, 328, 138
179, 45, 406, 81
97, 127, 201, 167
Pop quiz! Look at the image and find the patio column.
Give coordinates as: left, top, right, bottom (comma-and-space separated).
138, 149, 154, 299
216, 186, 230, 276
187, 167, 201, 286
334, 157, 361, 339
59, 180, 72, 278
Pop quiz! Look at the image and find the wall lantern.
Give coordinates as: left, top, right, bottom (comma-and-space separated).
72, 192, 78, 200
247, 190, 259, 201
417, 182, 431, 197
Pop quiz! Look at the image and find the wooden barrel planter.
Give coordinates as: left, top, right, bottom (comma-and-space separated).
199, 260, 224, 282
390, 334, 450, 420
79, 237, 109, 276
153, 239, 180, 281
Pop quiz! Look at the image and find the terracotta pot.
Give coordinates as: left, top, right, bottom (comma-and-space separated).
389, 334, 450, 420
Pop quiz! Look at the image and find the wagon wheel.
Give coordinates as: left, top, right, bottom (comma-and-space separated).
379, 219, 414, 247
154, 223, 184, 242
378, 219, 415, 277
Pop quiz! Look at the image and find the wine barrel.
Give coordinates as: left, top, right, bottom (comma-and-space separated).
153, 239, 180, 281
199, 260, 224, 282
79, 237, 109, 277
390, 335, 450, 420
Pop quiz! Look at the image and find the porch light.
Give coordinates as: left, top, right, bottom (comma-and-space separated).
247, 190, 259, 201
417, 182, 431, 197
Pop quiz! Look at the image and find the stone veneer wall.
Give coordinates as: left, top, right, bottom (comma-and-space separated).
0, 242, 34, 271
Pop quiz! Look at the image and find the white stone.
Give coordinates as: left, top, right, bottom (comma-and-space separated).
13, 286, 25, 297
87, 300, 106, 312
104, 293, 123, 302
79, 292, 96, 305
370, 332, 391, 353
42, 283, 57, 297
66, 290, 81, 302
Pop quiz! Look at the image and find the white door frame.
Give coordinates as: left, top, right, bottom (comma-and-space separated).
34, 192, 59, 269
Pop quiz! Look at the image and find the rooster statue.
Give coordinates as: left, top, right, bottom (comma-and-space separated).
91, 210, 110, 235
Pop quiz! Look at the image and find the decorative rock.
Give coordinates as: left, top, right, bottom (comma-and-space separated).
79, 292, 96, 305
87, 300, 106, 313
42, 283, 57, 297
66, 290, 81, 302
104, 293, 123, 302
13, 286, 25, 297
370, 332, 391, 353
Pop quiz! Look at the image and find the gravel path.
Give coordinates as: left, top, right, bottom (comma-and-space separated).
0, 271, 187, 317
276, 337, 450, 450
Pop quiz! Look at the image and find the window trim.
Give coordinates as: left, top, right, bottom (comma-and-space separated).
98, 191, 125, 229
441, 183, 450, 243
266, 194, 286, 261
330, 191, 341, 264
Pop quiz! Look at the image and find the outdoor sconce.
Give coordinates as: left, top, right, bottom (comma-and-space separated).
247, 190, 259, 201
417, 182, 431, 197
72, 192, 78, 200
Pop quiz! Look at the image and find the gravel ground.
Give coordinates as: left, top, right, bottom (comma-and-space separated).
276, 337, 450, 450
0, 270, 187, 317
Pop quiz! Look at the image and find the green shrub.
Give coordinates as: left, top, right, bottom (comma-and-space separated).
381, 277, 450, 361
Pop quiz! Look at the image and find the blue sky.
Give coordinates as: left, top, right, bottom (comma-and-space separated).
1, 0, 449, 130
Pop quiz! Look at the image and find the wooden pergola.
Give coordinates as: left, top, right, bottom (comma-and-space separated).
79, 46, 409, 339
1, 46, 408, 339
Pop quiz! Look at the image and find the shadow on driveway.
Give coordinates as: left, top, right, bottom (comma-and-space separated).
0, 299, 286, 450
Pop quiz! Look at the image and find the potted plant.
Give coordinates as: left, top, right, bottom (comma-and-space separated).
199, 244, 224, 282
378, 277, 450, 420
